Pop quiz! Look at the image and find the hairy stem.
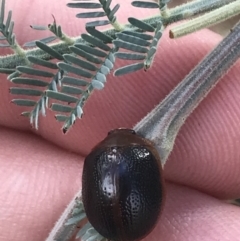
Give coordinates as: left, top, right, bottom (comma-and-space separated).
45, 189, 82, 241
169, 0, 236, 20
170, 0, 240, 38
134, 20, 240, 165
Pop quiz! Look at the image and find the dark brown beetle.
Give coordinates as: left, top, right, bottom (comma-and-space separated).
82, 128, 165, 241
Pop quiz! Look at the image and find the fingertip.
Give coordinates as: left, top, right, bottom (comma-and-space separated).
146, 183, 240, 241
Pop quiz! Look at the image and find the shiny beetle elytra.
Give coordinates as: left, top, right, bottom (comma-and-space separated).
82, 128, 165, 241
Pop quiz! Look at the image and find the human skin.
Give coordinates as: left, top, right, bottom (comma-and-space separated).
0, 1, 240, 241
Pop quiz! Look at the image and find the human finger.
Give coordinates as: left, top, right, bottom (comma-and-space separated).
147, 183, 240, 241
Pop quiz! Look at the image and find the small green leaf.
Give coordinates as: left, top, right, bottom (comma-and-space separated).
0, 0, 5, 26
35, 41, 64, 60
27, 56, 58, 69
86, 27, 113, 43
75, 44, 107, 57
146, 46, 157, 58
24, 36, 57, 47
104, 58, 114, 69
122, 31, 153, 40
62, 76, 89, 87
51, 80, 58, 91
116, 33, 150, 47
30, 25, 48, 30
108, 52, 115, 63
104, 0, 112, 10
76, 105, 83, 118
114, 62, 144, 76
10, 87, 43, 96
114, 52, 145, 60
63, 54, 97, 71
76, 11, 106, 18
21, 111, 31, 117
7, 21, 14, 41
58, 62, 93, 78
46, 90, 78, 103
70, 46, 102, 64
17, 66, 54, 77
155, 30, 163, 40
99, 66, 110, 75
0, 68, 15, 74
81, 34, 111, 51
61, 85, 83, 95
5, 10, 12, 31
56, 25, 62, 38
0, 43, 10, 47
132, 1, 159, 8
128, 17, 155, 32
113, 40, 148, 53
55, 114, 68, 122
71, 113, 76, 125
108, 4, 120, 21
11, 99, 37, 106
7, 71, 21, 80
67, 2, 102, 9
11, 77, 49, 87
96, 72, 106, 83
51, 103, 73, 113
92, 79, 104, 89
86, 20, 110, 27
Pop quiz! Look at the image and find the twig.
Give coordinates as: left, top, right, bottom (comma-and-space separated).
134, 20, 240, 166
170, 0, 240, 38
147, 0, 237, 25
45, 189, 82, 241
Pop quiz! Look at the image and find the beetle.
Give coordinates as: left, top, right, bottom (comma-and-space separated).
82, 128, 165, 241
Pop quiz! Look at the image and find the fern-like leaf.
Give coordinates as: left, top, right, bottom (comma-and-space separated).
0, 0, 15, 47
47, 27, 116, 133
10, 41, 65, 129
67, 0, 120, 29
0, 0, 27, 70
114, 1, 164, 75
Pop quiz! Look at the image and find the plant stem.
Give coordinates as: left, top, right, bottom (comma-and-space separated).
45, 189, 82, 241
160, 0, 237, 24
170, 0, 240, 38
168, 0, 236, 21
0, 0, 235, 70
0, 41, 72, 69
134, 20, 240, 166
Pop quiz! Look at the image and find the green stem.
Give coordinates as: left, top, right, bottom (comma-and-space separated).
45, 189, 82, 241
170, 0, 240, 38
134, 19, 240, 165
169, 0, 237, 22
